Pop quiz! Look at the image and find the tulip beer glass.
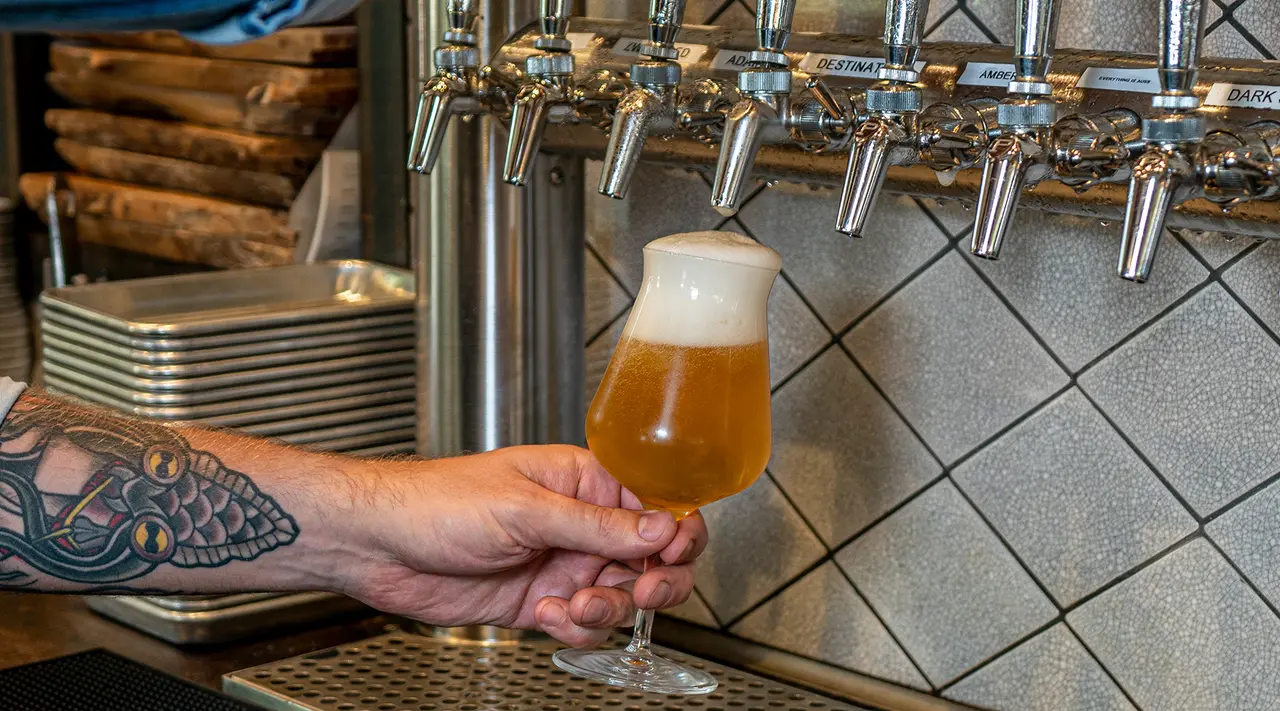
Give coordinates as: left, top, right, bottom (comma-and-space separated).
553, 231, 781, 693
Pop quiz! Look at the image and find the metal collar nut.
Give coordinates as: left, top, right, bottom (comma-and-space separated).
1141, 114, 1205, 143
1151, 94, 1201, 111
534, 36, 573, 51
739, 68, 792, 95
639, 42, 679, 61
865, 86, 921, 113
442, 31, 477, 45
526, 52, 575, 76
435, 45, 480, 69
996, 99, 1056, 128
629, 61, 681, 86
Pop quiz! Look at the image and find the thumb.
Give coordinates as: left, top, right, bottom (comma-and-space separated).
530, 496, 678, 560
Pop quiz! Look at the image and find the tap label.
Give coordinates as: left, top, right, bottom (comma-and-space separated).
797, 53, 926, 79
1075, 67, 1161, 93
712, 49, 758, 71
957, 62, 1016, 87
1206, 83, 1280, 109
566, 32, 596, 52
611, 37, 708, 66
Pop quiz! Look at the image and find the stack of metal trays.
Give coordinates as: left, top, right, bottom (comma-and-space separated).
39, 260, 417, 457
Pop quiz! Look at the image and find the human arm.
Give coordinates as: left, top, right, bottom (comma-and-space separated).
0, 388, 706, 646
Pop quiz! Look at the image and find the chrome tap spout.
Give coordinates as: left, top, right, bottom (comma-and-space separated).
600, 86, 674, 199
501, 0, 577, 186
407, 0, 482, 175
711, 97, 782, 216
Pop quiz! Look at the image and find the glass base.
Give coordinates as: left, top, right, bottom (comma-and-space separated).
553, 647, 718, 695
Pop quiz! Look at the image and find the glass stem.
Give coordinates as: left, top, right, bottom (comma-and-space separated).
624, 553, 660, 656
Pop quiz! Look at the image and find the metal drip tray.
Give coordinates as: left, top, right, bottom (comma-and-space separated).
223, 632, 870, 711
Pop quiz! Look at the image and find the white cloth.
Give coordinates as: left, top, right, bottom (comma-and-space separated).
0, 376, 26, 427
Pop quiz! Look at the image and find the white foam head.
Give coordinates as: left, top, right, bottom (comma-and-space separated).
623, 231, 781, 347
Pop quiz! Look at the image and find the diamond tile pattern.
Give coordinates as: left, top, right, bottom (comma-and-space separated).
953, 389, 1197, 606
1207, 479, 1280, 611
945, 624, 1135, 711
732, 563, 928, 690
579, 2, 1280, 708
966, 213, 1207, 371
846, 253, 1069, 464
770, 348, 940, 547
695, 475, 826, 624
839, 481, 1057, 686
1068, 540, 1280, 711
1080, 285, 1280, 516
662, 592, 719, 628
739, 187, 949, 332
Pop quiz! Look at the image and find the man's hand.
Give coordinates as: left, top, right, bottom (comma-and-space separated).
334, 445, 707, 647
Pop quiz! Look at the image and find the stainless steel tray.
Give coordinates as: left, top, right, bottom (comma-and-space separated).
223, 632, 870, 711
44, 360, 415, 405
301, 428, 416, 452
42, 332, 417, 378
45, 374, 416, 419
229, 402, 416, 437
41, 260, 413, 336
42, 318, 416, 364
42, 308, 414, 351
269, 415, 417, 445
86, 592, 368, 645
345, 442, 418, 458
43, 347, 415, 392
140, 593, 284, 612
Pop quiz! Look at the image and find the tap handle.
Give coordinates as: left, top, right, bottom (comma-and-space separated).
806, 77, 848, 122
648, 0, 687, 48
884, 0, 927, 72
1013, 0, 1061, 84
539, 0, 573, 43
1158, 0, 1206, 97
756, 0, 796, 53
446, 0, 480, 39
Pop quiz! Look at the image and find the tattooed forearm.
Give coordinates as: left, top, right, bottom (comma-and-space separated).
0, 392, 298, 589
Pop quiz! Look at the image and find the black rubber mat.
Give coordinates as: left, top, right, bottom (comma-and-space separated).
0, 648, 263, 711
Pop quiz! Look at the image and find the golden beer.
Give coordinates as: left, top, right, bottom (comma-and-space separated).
585, 230, 781, 518
587, 338, 771, 517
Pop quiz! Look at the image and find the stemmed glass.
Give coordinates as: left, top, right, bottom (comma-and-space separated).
553, 231, 781, 694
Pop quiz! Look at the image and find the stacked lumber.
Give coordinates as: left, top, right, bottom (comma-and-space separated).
20, 27, 357, 269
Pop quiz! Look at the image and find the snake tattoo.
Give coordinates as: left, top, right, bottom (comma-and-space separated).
0, 399, 297, 586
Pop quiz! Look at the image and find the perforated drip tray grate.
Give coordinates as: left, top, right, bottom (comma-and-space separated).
222, 632, 871, 711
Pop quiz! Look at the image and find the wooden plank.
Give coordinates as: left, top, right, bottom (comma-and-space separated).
56, 139, 301, 208
54, 28, 358, 66
45, 109, 326, 177
71, 215, 293, 269
18, 172, 295, 246
50, 43, 358, 106
47, 72, 349, 137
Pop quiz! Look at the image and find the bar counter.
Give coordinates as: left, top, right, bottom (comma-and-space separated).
0, 592, 389, 689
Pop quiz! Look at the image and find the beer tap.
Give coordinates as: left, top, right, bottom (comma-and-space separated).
407, 0, 482, 174
1050, 110, 1143, 190
503, 0, 577, 186
834, 0, 927, 237
1117, 0, 1207, 282
598, 0, 688, 199
1200, 121, 1280, 207
709, 0, 855, 216
969, 0, 1061, 259
916, 98, 1001, 176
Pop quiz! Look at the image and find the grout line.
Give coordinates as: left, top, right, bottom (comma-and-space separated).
828, 472, 950, 556
1203, 534, 1280, 623
702, 0, 740, 25
831, 563, 937, 691
951, 242, 1073, 378
1061, 622, 1144, 710
1204, 0, 1233, 34
1075, 387, 1205, 524
948, 474, 1065, 610
942, 382, 1073, 472
833, 243, 953, 340
911, 196, 965, 241
1203, 464, 1280, 527
933, 615, 1063, 694
836, 342, 947, 470
721, 553, 834, 631
770, 341, 836, 396
955, 4, 1002, 44
735, 0, 757, 18
765, 469, 834, 555
584, 240, 636, 298
1226, 13, 1277, 60
1071, 279, 1214, 379
585, 307, 629, 350
923, 4, 963, 40
1055, 533, 1200, 617
692, 587, 724, 629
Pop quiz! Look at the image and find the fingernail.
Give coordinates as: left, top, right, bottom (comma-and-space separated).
651, 581, 673, 609
679, 540, 696, 563
582, 596, 610, 625
639, 511, 667, 542
539, 600, 566, 627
